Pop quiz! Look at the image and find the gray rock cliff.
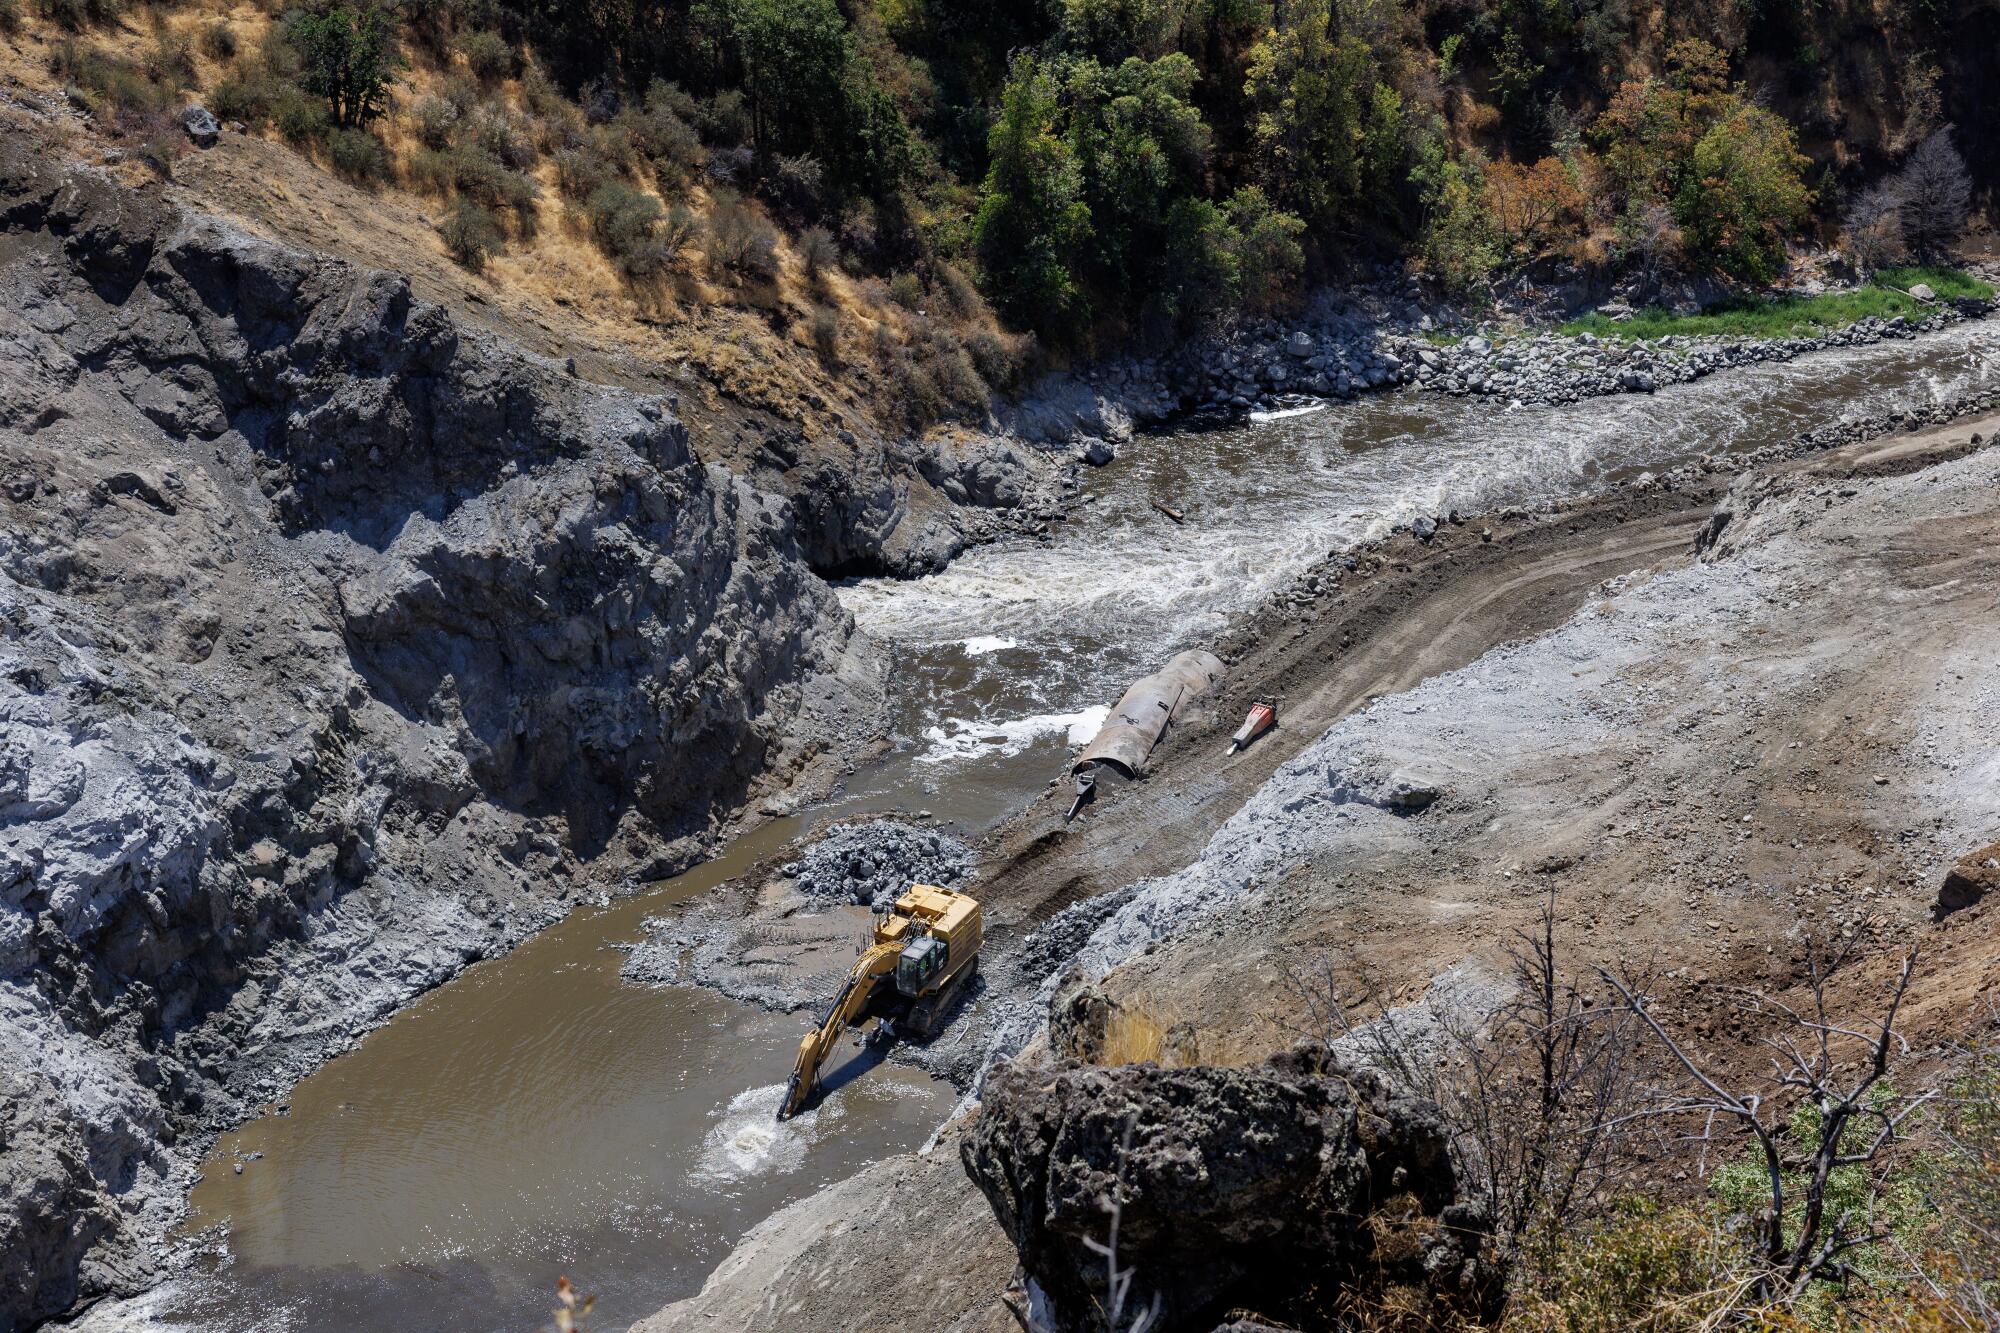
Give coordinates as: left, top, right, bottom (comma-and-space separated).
0, 135, 872, 1328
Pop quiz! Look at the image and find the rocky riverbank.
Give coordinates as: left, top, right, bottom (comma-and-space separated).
1009, 275, 1996, 451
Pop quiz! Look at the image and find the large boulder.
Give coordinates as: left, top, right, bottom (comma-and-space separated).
962, 1045, 1502, 1332
1936, 841, 2000, 918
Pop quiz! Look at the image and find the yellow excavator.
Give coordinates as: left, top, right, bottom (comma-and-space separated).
776, 884, 983, 1120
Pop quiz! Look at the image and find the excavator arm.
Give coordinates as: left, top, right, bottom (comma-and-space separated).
777, 941, 901, 1120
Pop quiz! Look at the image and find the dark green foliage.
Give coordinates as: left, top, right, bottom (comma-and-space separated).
326, 126, 391, 182
973, 57, 1087, 330
38, 0, 119, 33
695, 90, 752, 146
697, 0, 911, 196
459, 29, 515, 85
287, 4, 401, 129
275, 85, 332, 143
975, 44, 1308, 340
200, 20, 237, 61
441, 197, 502, 270
0, 0, 19, 34
1223, 186, 1305, 313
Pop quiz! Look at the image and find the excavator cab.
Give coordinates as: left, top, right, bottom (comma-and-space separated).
777, 885, 982, 1120
895, 936, 946, 996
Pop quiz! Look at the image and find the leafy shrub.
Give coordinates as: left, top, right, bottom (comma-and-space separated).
585, 182, 677, 276
1676, 106, 1812, 282
325, 126, 390, 182
965, 330, 1019, 388
1502, 1200, 1741, 1333
405, 146, 453, 194
0, 0, 19, 35
1483, 156, 1588, 253
707, 193, 779, 279
798, 225, 839, 282
1223, 186, 1305, 315
1593, 40, 1811, 282
661, 205, 702, 260
439, 71, 480, 115
441, 197, 501, 271
411, 94, 458, 150
553, 145, 617, 201
449, 145, 540, 228
520, 59, 565, 118
38, 0, 119, 33
764, 152, 826, 219
274, 86, 331, 143
579, 74, 620, 125
467, 106, 537, 170
209, 69, 274, 125
200, 20, 237, 61
620, 92, 705, 188
933, 262, 982, 320
808, 306, 840, 362
647, 79, 698, 122
887, 270, 924, 309
458, 29, 514, 85
695, 89, 751, 146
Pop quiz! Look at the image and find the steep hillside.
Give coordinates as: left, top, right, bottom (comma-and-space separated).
2, 0, 1990, 365
0, 133, 883, 1326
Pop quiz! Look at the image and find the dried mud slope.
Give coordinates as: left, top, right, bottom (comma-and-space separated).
0, 136, 874, 1327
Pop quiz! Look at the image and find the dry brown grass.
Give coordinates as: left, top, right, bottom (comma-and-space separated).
1, 0, 1011, 443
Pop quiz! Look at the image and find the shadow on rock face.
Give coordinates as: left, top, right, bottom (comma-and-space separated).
961, 1044, 1504, 1333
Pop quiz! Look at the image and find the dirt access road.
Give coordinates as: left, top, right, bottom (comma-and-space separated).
972, 411, 1997, 939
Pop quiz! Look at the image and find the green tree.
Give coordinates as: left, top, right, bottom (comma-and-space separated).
1157, 195, 1239, 322
1062, 52, 1212, 301
1222, 185, 1304, 312
286, 4, 400, 129
1677, 104, 1812, 282
696, 0, 910, 195
1592, 40, 1812, 281
973, 57, 1089, 329
1244, 0, 1405, 247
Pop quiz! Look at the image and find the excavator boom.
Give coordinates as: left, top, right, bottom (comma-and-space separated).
777, 941, 899, 1119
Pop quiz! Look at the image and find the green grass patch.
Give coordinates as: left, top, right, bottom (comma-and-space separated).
1560, 267, 1993, 342
1874, 265, 1995, 300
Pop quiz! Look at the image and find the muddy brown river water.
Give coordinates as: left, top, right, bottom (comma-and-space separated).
82, 323, 2000, 1332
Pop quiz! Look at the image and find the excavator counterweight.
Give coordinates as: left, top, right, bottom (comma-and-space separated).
777, 884, 982, 1120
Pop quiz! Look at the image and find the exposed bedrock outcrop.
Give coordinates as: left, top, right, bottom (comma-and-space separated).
961, 1046, 1503, 1333
0, 136, 875, 1328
